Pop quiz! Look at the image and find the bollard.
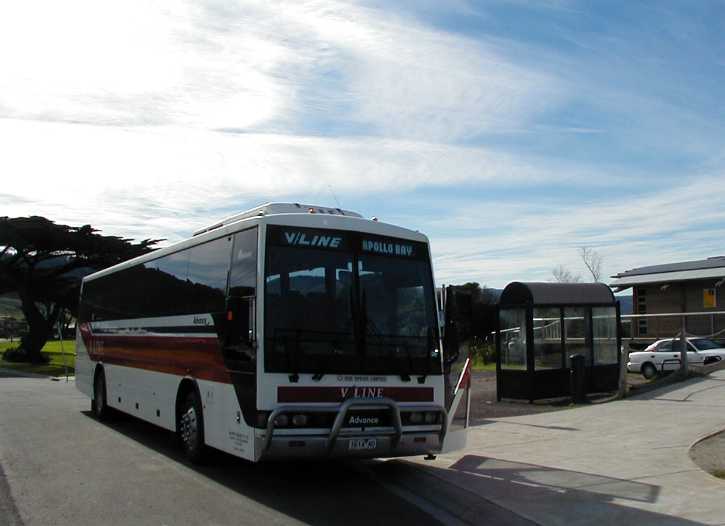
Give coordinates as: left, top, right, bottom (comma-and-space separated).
570, 354, 587, 404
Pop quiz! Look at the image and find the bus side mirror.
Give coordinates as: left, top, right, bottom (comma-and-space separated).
443, 320, 460, 367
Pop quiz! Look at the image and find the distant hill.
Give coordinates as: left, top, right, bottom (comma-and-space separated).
617, 295, 633, 315
0, 294, 23, 318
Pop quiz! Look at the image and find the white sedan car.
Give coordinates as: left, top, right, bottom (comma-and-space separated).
628, 338, 725, 379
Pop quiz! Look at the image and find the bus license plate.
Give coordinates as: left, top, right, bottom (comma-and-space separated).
348, 438, 377, 451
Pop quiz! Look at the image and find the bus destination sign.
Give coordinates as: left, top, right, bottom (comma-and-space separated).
362, 238, 415, 257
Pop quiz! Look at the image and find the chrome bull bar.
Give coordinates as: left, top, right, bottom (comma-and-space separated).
263, 397, 448, 453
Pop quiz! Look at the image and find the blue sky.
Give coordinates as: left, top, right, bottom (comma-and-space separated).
1, 0, 724, 288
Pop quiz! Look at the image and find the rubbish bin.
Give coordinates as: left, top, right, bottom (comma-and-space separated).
570, 354, 587, 403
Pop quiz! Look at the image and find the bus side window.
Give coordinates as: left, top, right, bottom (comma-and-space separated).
224, 228, 258, 369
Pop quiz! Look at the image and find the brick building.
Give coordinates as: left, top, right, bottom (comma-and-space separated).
610, 256, 725, 339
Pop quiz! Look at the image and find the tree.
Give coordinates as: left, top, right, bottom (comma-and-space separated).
551, 264, 581, 283
0, 216, 161, 363
446, 282, 499, 363
579, 247, 603, 282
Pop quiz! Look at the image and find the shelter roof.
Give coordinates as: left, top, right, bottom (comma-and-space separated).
500, 282, 615, 306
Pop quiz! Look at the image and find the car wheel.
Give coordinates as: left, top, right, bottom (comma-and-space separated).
179, 391, 206, 463
704, 356, 721, 366
92, 368, 110, 420
642, 363, 657, 380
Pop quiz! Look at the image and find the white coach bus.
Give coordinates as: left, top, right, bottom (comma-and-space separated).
76, 203, 471, 462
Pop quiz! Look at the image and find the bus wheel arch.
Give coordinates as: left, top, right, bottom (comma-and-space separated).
175, 378, 207, 463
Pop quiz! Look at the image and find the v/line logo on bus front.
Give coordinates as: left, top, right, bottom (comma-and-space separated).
284, 231, 342, 248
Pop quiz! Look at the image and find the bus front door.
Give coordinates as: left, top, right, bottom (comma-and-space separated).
442, 350, 471, 453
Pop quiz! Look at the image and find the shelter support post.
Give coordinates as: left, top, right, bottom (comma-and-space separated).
679, 315, 688, 378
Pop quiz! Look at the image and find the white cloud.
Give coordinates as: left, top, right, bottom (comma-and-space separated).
0, 117, 574, 240
0, 1, 296, 128
428, 175, 725, 287
0, 0, 563, 141
1, 0, 723, 289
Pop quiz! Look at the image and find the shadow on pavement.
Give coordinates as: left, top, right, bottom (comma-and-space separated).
81, 410, 440, 526
397, 454, 706, 525
629, 374, 725, 403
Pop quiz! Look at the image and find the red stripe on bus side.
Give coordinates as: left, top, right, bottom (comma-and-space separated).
79, 323, 231, 384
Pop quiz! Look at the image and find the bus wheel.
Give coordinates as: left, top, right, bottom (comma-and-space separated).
92, 368, 110, 420
179, 391, 206, 463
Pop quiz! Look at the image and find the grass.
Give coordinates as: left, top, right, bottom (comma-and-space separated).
0, 339, 76, 376
470, 355, 497, 372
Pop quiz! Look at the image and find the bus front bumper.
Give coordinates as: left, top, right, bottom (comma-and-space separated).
263, 431, 442, 459
259, 397, 447, 460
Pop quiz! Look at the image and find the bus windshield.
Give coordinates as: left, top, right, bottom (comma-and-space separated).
264, 226, 441, 375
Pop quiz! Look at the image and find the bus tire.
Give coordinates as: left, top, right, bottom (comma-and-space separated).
179, 390, 206, 463
92, 367, 110, 420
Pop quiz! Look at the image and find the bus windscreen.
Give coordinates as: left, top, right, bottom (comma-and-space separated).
264, 226, 441, 375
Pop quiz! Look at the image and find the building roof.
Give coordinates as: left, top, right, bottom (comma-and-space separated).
499, 282, 615, 306
610, 256, 725, 289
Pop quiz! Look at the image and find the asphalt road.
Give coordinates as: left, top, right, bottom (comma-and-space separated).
0, 377, 453, 526
0, 376, 526, 526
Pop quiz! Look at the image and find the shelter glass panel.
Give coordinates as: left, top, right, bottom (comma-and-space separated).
592, 306, 618, 365
500, 308, 527, 370
533, 307, 562, 370
565, 307, 590, 366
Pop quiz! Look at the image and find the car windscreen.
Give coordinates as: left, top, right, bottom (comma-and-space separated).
691, 338, 722, 351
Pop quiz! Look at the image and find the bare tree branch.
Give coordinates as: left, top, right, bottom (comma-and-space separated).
551, 264, 581, 283
579, 247, 603, 282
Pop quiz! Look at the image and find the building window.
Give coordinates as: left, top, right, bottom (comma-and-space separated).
637, 287, 647, 335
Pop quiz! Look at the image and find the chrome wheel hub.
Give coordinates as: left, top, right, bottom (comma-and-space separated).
181, 406, 198, 448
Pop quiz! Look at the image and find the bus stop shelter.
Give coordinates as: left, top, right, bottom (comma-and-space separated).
496, 282, 621, 402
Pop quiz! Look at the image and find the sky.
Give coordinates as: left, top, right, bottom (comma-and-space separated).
1, 0, 724, 289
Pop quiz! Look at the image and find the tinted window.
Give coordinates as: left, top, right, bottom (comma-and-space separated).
144, 251, 191, 317
357, 254, 439, 372
81, 237, 232, 321
229, 228, 258, 297
265, 246, 357, 371
263, 225, 440, 375
187, 236, 231, 314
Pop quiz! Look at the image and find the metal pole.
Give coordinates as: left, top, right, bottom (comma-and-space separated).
679, 315, 688, 378
57, 311, 68, 382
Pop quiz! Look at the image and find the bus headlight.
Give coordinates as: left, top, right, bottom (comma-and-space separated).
408, 412, 423, 424
274, 414, 289, 427
291, 414, 308, 427
424, 412, 438, 424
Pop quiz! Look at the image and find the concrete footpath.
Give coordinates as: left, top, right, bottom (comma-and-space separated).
403, 371, 725, 525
